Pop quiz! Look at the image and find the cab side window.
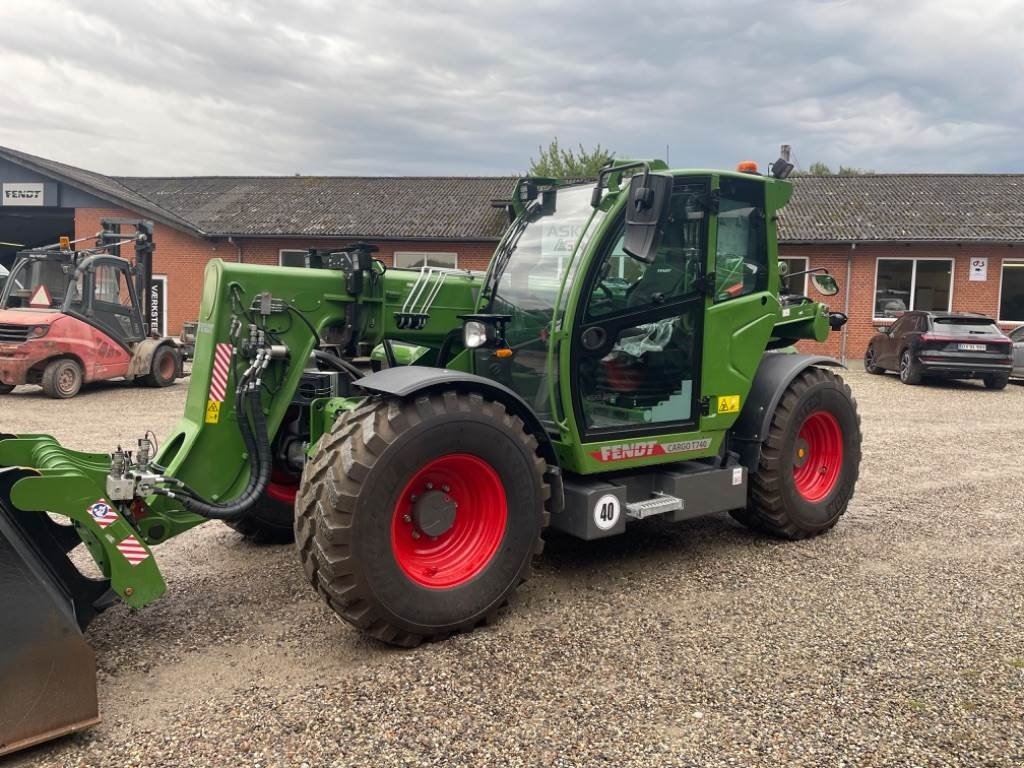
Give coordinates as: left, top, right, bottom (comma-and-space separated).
586, 183, 707, 319
714, 177, 767, 301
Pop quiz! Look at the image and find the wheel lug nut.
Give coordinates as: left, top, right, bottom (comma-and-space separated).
411, 530, 420, 539
426, 482, 433, 490
403, 514, 412, 523
442, 485, 450, 493
410, 494, 417, 502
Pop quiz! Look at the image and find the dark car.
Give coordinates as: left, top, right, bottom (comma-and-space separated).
864, 311, 1013, 389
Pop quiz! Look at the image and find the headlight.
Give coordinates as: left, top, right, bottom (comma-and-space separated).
28, 325, 50, 339
463, 321, 489, 349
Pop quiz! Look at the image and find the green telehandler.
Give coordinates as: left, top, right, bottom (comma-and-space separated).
0, 159, 860, 755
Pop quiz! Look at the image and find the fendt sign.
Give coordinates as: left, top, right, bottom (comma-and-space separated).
2, 182, 55, 207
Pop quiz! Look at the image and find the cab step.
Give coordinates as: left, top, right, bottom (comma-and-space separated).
626, 493, 683, 520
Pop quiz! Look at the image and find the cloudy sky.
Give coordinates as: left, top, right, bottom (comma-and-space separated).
1, 0, 1022, 177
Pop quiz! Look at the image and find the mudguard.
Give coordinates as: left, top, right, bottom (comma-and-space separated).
354, 367, 556, 465
730, 353, 845, 471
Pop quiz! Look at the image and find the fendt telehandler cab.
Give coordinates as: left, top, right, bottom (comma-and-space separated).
0, 220, 182, 398
0, 159, 860, 755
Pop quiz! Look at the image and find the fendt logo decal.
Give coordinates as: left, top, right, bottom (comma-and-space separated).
591, 438, 712, 463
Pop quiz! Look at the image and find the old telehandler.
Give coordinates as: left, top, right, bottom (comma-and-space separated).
0, 159, 859, 755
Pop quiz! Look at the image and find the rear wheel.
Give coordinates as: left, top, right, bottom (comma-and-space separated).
899, 350, 922, 385
41, 359, 83, 399
983, 372, 1009, 390
0, 383, 14, 394
863, 345, 884, 374
296, 391, 549, 647
224, 468, 298, 544
141, 345, 180, 387
731, 367, 861, 540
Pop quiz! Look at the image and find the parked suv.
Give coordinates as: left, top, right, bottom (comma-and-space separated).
864, 311, 1013, 389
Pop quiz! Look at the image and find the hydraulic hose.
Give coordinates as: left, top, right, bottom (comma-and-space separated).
168, 387, 272, 520
313, 349, 364, 380
153, 351, 273, 521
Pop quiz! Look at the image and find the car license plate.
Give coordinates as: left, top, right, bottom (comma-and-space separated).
958, 343, 986, 351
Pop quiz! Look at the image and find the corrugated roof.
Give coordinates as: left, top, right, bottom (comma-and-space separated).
781, 174, 1024, 242
117, 175, 517, 241
5, 145, 1024, 244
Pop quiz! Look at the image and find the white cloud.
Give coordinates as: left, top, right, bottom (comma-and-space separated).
0, 0, 1021, 175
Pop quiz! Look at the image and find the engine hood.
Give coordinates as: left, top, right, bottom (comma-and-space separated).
0, 307, 65, 325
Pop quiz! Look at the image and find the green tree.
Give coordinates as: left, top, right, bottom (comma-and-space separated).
792, 161, 874, 177
529, 138, 614, 178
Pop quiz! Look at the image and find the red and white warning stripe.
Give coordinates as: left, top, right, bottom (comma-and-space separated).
87, 499, 119, 529
116, 534, 151, 566
209, 343, 233, 402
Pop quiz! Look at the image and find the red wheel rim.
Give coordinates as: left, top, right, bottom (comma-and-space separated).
793, 410, 844, 502
391, 453, 507, 589
266, 467, 298, 505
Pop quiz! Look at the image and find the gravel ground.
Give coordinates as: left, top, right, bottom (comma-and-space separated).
3, 371, 1023, 768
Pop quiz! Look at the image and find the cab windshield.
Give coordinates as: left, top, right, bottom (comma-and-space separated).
481, 183, 604, 420
1, 257, 70, 310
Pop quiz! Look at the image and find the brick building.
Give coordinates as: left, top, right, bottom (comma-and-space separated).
2, 145, 1022, 359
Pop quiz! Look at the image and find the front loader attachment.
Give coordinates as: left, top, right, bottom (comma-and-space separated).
0, 433, 168, 757
0, 468, 101, 756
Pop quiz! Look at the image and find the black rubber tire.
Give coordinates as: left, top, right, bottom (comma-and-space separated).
224, 494, 296, 544
141, 345, 181, 387
863, 345, 885, 374
296, 391, 549, 647
899, 349, 922, 385
0, 383, 14, 394
41, 358, 83, 399
983, 372, 1009, 390
731, 367, 861, 540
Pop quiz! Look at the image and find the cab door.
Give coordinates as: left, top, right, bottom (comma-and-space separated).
82, 258, 146, 345
569, 179, 708, 439
699, 174, 779, 430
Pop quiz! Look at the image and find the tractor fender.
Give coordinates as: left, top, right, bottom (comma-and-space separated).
126, 338, 178, 380
730, 353, 846, 472
354, 366, 559, 468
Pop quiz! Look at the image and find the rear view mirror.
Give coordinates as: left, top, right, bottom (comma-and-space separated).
622, 172, 672, 263
812, 273, 839, 296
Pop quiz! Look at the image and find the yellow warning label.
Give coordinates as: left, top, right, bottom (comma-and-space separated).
717, 395, 741, 414
205, 400, 221, 424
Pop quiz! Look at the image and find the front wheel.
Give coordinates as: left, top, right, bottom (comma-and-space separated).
296, 392, 549, 647
863, 345, 884, 374
41, 358, 83, 399
224, 470, 298, 544
732, 367, 861, 540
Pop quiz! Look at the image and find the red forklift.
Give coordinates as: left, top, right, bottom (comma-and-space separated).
0, 219, 182, 398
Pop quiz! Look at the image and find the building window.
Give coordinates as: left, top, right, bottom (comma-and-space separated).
999, 260, 1024, 322
874, 258, 952, 318
779, 256, 808, 295
394, 251, 458, 269
279, 249, 307, 268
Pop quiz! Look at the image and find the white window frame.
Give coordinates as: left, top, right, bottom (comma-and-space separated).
393, 251, 458, 269
997, 258, 1024, 323
779, 255, 809, 295
278, 249, 307, 268
873, 257, 954, 320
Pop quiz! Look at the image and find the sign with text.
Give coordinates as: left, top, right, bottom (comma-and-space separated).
150, 275, 167, 336
969, 257, 987, 282
2, 182, 47, 206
